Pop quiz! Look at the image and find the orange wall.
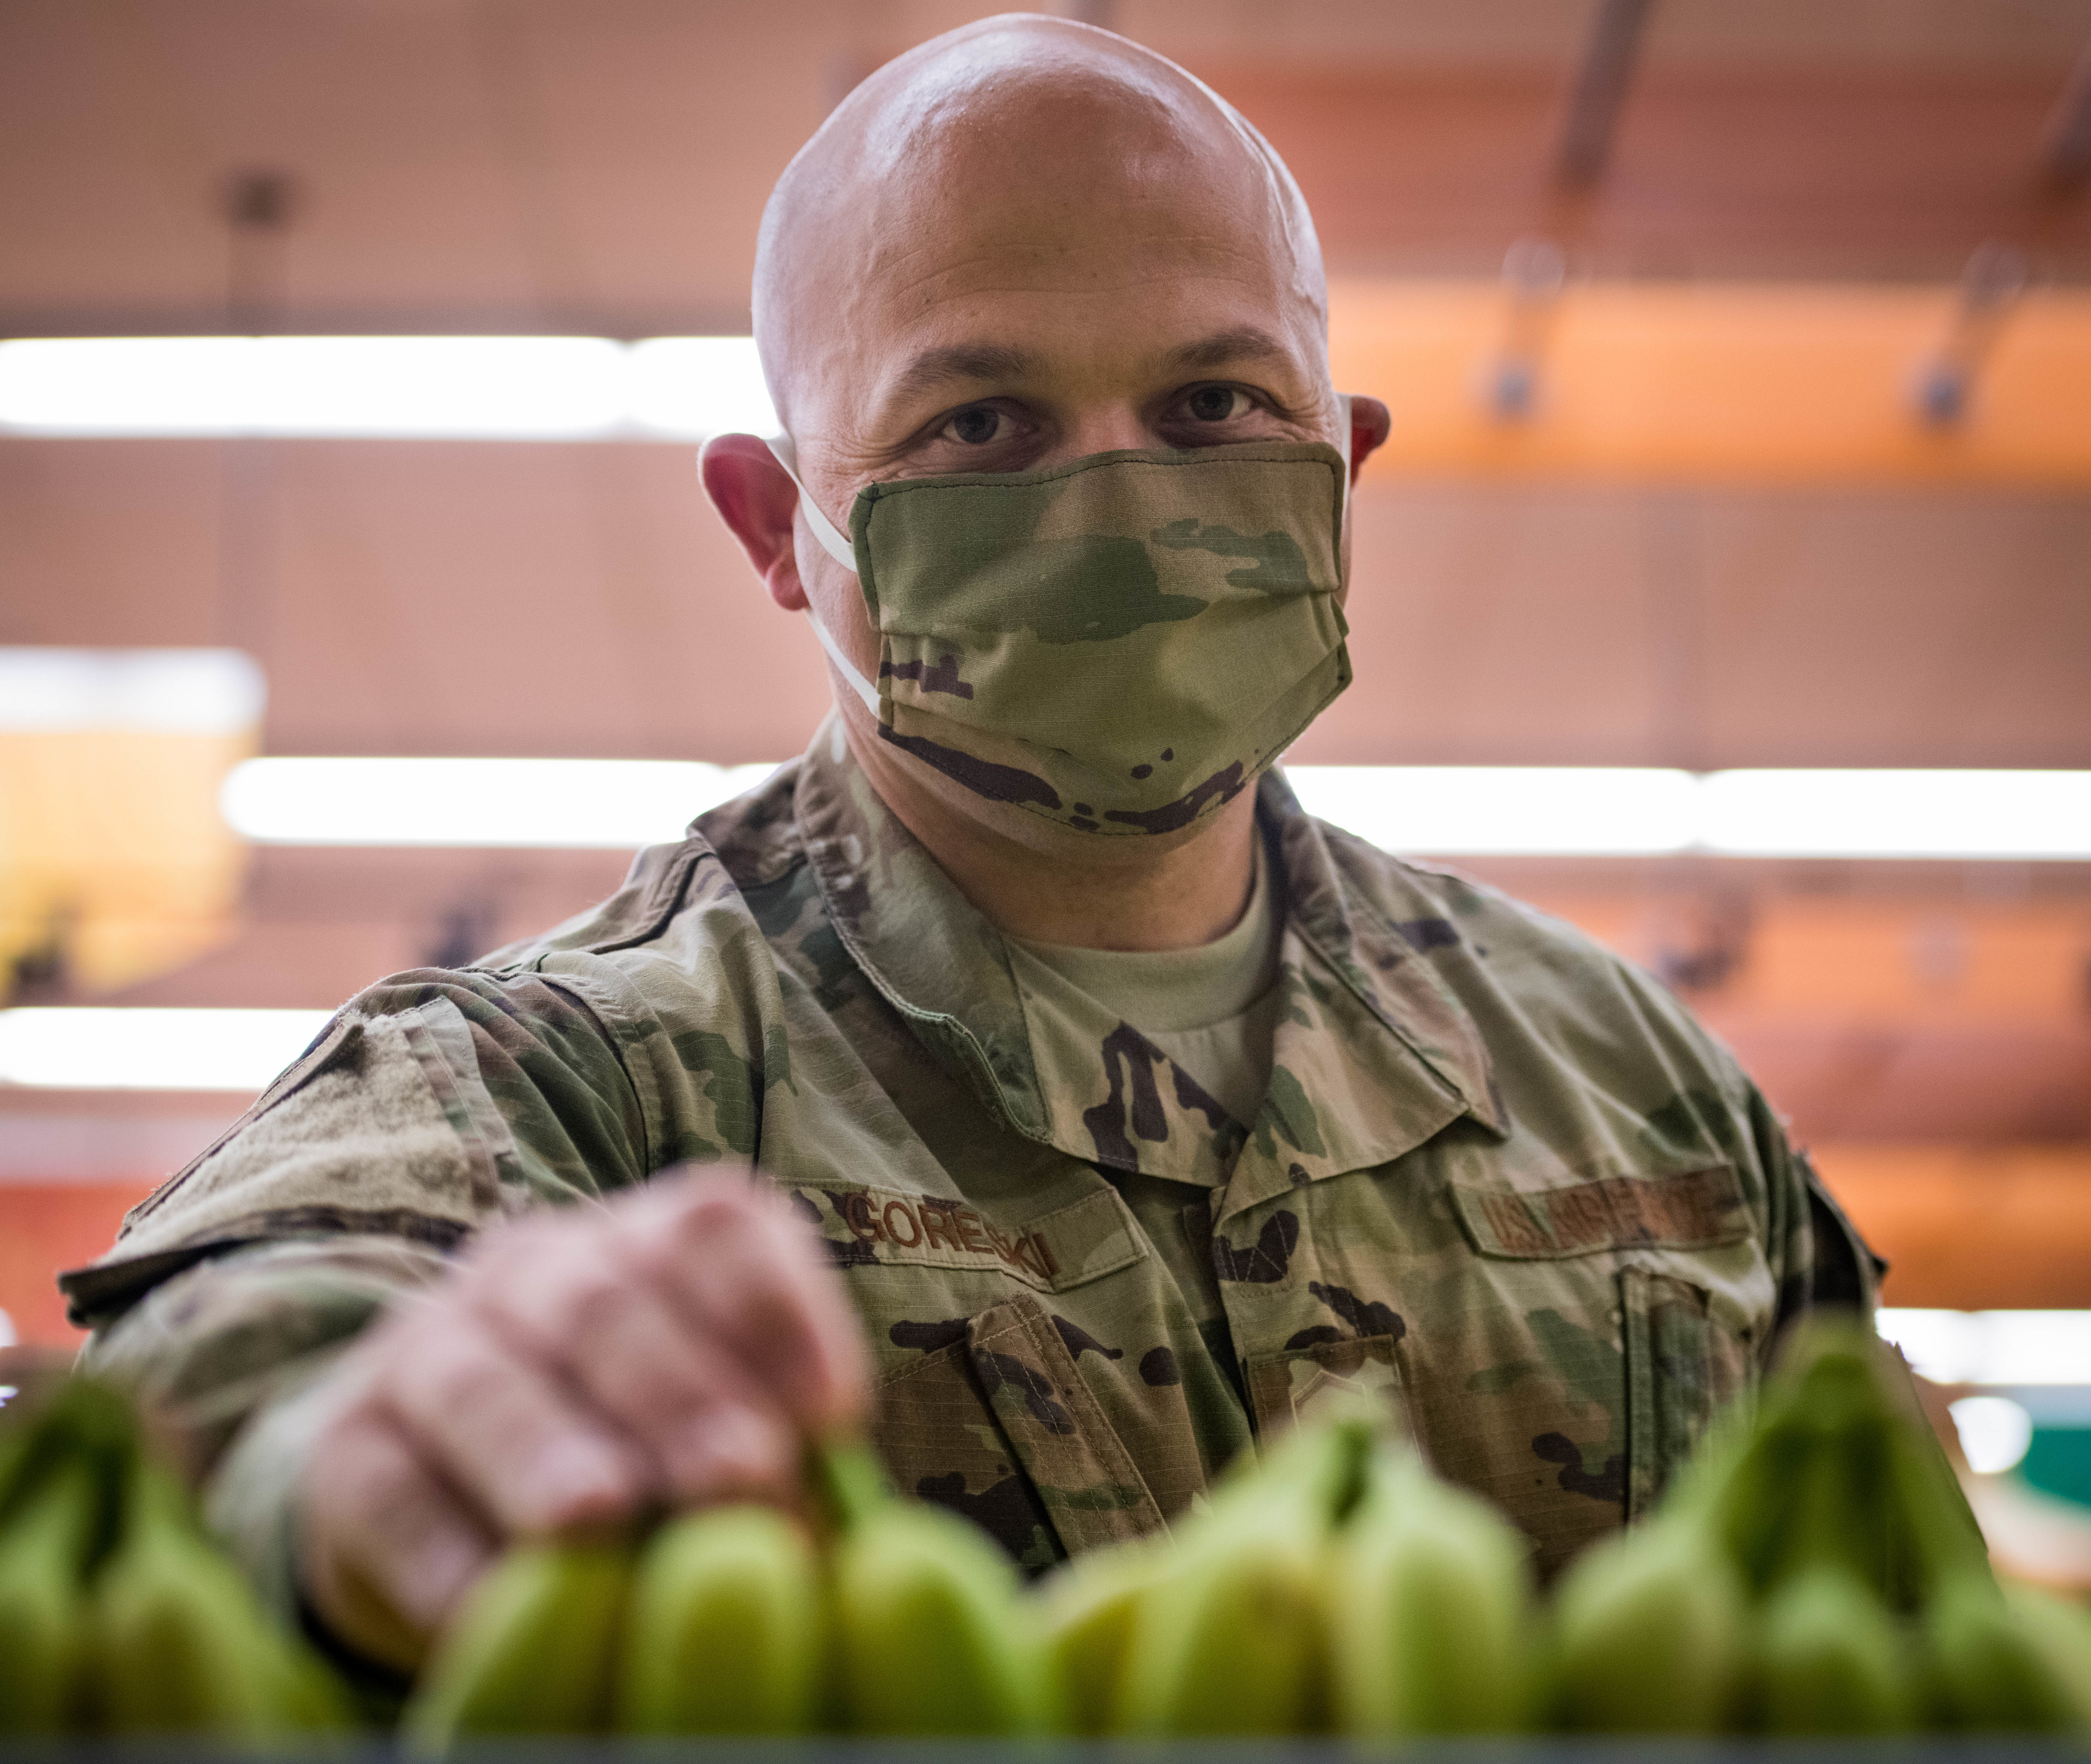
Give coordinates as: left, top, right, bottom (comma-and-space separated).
0, 1182, 159, 1346
1812, 1146, 2091, 1311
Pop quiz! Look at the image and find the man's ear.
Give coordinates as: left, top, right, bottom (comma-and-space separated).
1344, 395, 1392, 488
699, 433, 808, 613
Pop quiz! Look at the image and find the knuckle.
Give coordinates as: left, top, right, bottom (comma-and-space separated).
614, 1225, 682, 1288
560, 1269, 637, 1340
472, 1238, 616, 1339
350, 1432, 428, 1515
403, 1326, 505, 1417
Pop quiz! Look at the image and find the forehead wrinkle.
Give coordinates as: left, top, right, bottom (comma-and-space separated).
754, 16, 1329, 431
888, 341, 1038, 405
1163, 325, 1296, 375
871, 244, 1306, 319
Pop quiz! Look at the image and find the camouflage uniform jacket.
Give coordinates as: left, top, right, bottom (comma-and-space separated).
63, 717, 1874, 1588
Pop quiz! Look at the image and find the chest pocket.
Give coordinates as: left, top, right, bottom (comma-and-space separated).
1620, 1266, 1753, 1520
870, 1291, 1168, 1575
1398, 1162, 1760, 1578
1244, 1333, 1413, 1443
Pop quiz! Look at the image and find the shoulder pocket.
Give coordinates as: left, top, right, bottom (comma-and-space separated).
1451, 1164, 1749, 1259
120, 1014, 365, 1236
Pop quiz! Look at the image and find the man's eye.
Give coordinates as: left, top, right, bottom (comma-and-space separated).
1185, 385, 1249, 423
943, 406, 1004, 445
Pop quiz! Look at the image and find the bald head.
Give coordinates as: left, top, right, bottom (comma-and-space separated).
703, 14, 1376, 858
753, 13, 1328, 445
701, 17, 1384, 882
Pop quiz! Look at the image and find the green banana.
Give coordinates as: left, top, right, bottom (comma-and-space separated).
1112, 1501, 1323, 1735
812, 1435, 1054, 1736
830, 1495, 1052, 1735
1690, 1317, 1986, 1618
1330, 1444, 1535, 1736
0, 1453, 98, 1732
92, 1461, 342, 1737
402, 1541, 631, 1750
1880, 1408, 1994, 1612
1037, 1535, 1163, 1736
1755, 1564, 1914, 1734
1112, 1415, 1368, 1736
1925, 1570, 2080, 1732
2002, 1582, 2091, 1731
1704, 1343, 1880, 1599
1548, 1520, 1750, 1732
617, 1503, 822, 1734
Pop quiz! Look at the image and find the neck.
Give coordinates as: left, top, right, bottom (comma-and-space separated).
841, 713, 1259, 952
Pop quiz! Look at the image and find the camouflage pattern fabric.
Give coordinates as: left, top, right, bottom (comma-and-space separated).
62, 715, 1872, 1588
852, 441, 1351, 837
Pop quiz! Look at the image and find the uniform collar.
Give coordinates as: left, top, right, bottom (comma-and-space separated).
794, 718, 1506, 1203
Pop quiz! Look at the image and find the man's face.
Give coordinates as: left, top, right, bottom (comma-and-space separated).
777, 75, 1347, 684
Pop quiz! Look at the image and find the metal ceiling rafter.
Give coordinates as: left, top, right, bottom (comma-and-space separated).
1555, 0, 1659, 189
2043, 31, 2091, 191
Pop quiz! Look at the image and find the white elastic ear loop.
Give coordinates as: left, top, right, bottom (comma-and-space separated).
1335, 392, 1353, 537
764, 433, 881, 715
765, 434, 859, 572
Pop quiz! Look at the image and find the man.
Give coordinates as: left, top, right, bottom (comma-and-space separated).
63, 13, 1873, 1682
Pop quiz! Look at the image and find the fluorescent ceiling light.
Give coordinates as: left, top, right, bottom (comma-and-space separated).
0, 647, 264, 734
1877, 1309, 2091, 1387
0, 1007, 331, 1091
1702, 769, 2091, 860
221, 756, 782, 848
624, 337, 779, 437
212, 759, 2091, 858
1949, 1395, 2034, 1475
0, 336, 776, 439
1286, 766, 1700, 856
1286, 766, 2091, 860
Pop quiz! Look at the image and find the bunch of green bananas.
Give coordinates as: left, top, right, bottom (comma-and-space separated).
1041, 1407, 1537, 1737
402, 1438, 1053, 1746
403, 1327, 2091, 1746
1547, 1315, 2091, 1735
0, 1373, 348, 1737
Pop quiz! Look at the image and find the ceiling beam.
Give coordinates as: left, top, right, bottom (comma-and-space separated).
1331, 277, 2091, 487
1555, 0, 1658, 188
2044, 33, 2091, 191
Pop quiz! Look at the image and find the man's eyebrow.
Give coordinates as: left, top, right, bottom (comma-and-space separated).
890, 341, 1038, 403
1163, 326, 1295, 375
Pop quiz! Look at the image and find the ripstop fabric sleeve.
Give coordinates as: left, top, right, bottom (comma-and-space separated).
60, 965, 650, 1628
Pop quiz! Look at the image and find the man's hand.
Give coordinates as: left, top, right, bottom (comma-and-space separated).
296, 1168, 867, 1672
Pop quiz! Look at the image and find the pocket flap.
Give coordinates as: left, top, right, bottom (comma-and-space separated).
967, 1293, 1167, 1555
871, 1336, 1060, 1571
1452, 1165, 1749, 1259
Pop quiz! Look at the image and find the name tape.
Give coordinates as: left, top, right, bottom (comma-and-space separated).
1453, 1165, 1749, 1260
794, 1183, 1145, 1293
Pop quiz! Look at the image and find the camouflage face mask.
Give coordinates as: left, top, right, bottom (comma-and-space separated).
768, 420, 1352, 837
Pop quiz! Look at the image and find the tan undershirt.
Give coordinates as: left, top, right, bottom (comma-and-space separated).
1005, 836, 1281, 1130
1004, 841, 1280, 1412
